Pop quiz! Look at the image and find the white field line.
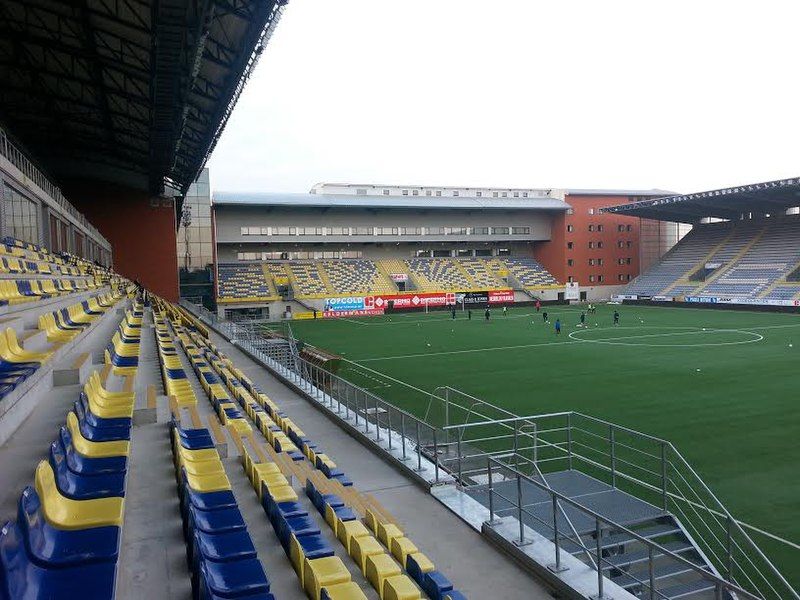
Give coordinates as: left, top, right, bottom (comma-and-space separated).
342, 358, 800, 552
353, 326, 767, 362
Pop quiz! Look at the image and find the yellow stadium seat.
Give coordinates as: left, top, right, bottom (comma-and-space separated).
35, 461, 124, 530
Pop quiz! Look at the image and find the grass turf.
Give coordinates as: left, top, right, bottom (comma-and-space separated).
287, 303, 800, 583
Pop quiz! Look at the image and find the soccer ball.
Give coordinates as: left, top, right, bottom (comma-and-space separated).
696, 368, 701, 372
426, 343, 431, 347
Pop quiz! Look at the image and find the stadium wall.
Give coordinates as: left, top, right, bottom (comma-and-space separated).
67, 182, 180, 301
536, 194, 644, 286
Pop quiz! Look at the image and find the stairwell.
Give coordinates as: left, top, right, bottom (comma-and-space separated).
259, 264, 278, 298
373, 259, 401, 293
315, 262, 335, 296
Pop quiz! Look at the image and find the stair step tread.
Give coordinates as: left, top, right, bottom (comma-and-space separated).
657, 578, 717, 599
612, 560, 707, 590
601, 540, 695, 570
597, 522, 683, 550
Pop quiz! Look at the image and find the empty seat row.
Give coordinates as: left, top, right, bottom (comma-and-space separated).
104, 306, 143, 375
0, 355, 136, 598
169, 416, 274, 600
0, 277, 100, 306
38, 291, 121, 344
239, 437, 362, 600
154, 313, 198, 408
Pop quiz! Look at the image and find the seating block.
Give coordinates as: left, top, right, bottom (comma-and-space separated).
349, 534, 384, 574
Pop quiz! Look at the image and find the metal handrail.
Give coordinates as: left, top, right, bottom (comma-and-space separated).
486, 456, 761, 600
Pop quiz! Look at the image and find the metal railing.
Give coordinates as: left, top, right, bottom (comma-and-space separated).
486, 456, 760, 600
0, 126, 110, 249
440, 411, 799, 600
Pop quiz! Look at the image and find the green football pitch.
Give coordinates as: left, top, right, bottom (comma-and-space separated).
287, 303, 800, 581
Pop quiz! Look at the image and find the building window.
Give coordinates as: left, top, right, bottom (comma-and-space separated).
383, 189, 390, 195
493, 192, 499, 198
435, 191, 442, 197
626, 224, 632, 231
589, 275, 595, 283
523, 192, 528, 198
472, 227, 489, 235
597, 224, 604, 232
402, 190, 409, 196
513, 192, 519, 198
426, 190, 432, 196
356, 188, 367, 195
567, 276, 574, 283
618, 224, 625, 232
618, 274, 625, 282
589, 224, 594, 232
566, 208, 574, 215
412, 190, 419, 196
598, 258, 603, 266
588, 242, 595, 249
618, 241, 624, 248
501, 192, 508, 198
627, 241, 632, 248
597, 241, 604, 249
497, 248, 511, 256
511, 227, 530, 234
589, 259, 595, 266
567, 242, 574, 250
476, 191, 482, 197
588, 208, 595, 215
453, 191, 459, 197
567, 259, 574, 267
626, 257, 632, 265
567, 225, 574, 232
598, 275, 604, 283
627, 274, 632, 281
492, 227, 510, 235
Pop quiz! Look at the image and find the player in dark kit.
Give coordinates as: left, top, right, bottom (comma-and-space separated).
485, 308, 490, 321
542, 311, 548, 323
613, 310, 620, 326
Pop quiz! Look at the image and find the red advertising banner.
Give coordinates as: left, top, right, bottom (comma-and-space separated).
323, 309, 385, 318
366, 290, 514, 310
488, 290, 515, 304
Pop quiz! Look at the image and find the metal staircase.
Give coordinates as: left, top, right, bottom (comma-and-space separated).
421, 389, 797, 600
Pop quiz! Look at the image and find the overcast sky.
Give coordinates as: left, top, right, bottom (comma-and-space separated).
207, 0, 800, 196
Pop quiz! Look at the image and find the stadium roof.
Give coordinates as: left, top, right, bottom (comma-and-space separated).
213, 191, 572, 211
600, 177, 800, 223
0, 0, 287, 195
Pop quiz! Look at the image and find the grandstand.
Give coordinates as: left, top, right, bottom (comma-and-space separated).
609, 180, 800, 304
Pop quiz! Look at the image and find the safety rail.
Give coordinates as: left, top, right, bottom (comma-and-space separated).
485, 456, 760, 600
179, 299, 798, 600
0, 126, 110, 249
441, 413, 799, 600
